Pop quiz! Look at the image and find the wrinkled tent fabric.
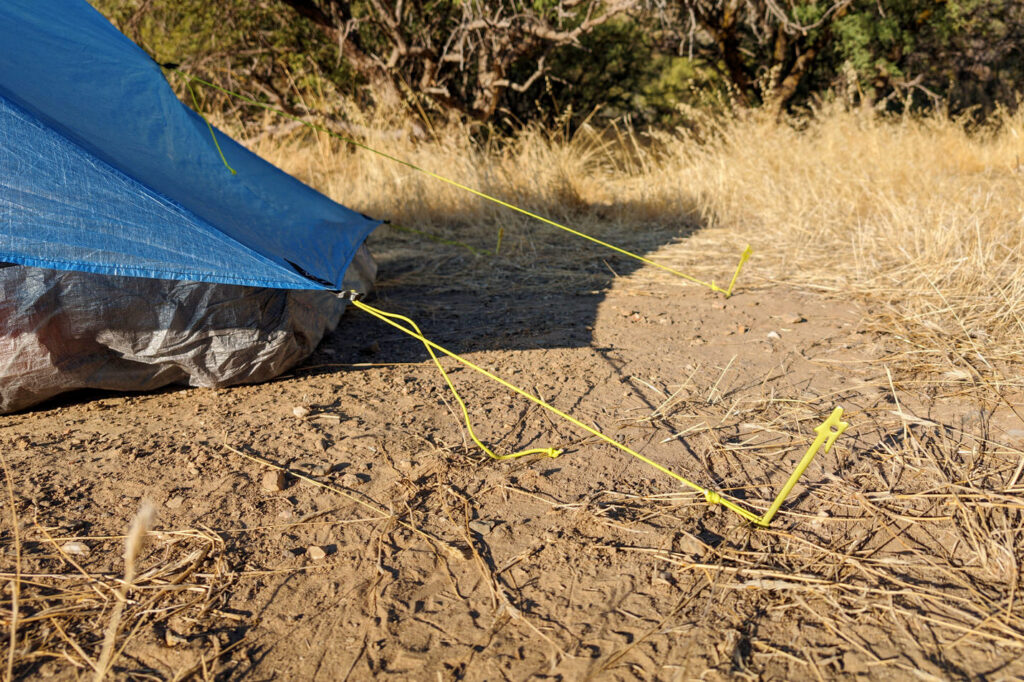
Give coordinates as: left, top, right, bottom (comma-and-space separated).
0, 0, 382, 413
0, 267, 355, 414
0, 249, 376, 413
0, 0, 378, 289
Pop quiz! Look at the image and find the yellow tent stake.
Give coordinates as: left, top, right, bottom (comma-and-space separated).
175, 70, 750, 296
723, 244, 754, 297
351, 298, 847, 526
757, 406, 849, 527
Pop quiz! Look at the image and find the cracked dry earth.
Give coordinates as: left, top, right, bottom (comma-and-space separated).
3, 230, 1023, 680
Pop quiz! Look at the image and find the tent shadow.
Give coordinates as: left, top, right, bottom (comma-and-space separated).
318, 199, 713, 364
15, 199, 718, 413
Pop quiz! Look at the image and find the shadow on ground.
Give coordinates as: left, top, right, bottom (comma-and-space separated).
319, 200, 711, 366
19, 199, 709, 416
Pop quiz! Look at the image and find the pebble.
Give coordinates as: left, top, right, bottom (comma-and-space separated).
673, 532, 706, 557
262, 470, 287, 492
307, 545, 327, 561
292, 406, 311, 419
468, 520, 497, 534
766, 330, 781, 340
653, 570, 674, 587
783, 314, 807, 324
61, 541, 90, 556
164, 629, 187, 647
340, 473, 362, 487
164, 496, 184, 509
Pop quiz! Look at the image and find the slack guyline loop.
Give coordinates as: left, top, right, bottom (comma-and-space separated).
350, 298, 849, 527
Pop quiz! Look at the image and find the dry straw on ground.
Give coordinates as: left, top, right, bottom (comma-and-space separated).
250, 101, 1024, 674
3, 100, 1023, 677
253, 102, 1024, 373
252, 100, 1023, 445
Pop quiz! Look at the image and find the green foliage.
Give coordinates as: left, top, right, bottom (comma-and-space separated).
809, 0, 1023, 114
536, 19, 655, 121
88, 0, 1023, 126
642, 57, 732, 119
832, 9, 907, 90
89, 0, 360, 113
533, 19, 728, 126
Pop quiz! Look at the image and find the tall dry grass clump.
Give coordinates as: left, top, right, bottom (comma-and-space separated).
666, 107, 1024, 379
244, 100, 1024, 384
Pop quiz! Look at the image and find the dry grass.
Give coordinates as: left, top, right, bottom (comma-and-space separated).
615, 366, 1024, 670
3, 99, 1023, 677
248, 101, 1024, 374
242, 103, 1024, 674
0, 506, 236, 679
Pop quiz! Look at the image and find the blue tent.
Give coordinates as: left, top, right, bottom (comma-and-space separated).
0, 0, 379, 290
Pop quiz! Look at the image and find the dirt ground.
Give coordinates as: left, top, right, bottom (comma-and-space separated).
3, 226, 1024, 680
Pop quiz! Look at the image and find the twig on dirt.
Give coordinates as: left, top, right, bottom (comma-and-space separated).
93, 501, 155, 681
706, 355, 737, 405
0, 449, 21, 682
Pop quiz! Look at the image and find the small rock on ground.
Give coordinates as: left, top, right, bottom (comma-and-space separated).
60, 541, 90, 556
262, 470, 287, 492
469, 520, 497, 534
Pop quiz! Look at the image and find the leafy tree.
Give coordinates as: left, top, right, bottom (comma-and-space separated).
662, 0, 1024, 117
90, 0, 357, 115
90, 0, 1024, 125
274, 0, 644, 122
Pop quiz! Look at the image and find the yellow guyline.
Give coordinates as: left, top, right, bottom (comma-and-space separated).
174, 70, 752, 297
351, 298, 848, 526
